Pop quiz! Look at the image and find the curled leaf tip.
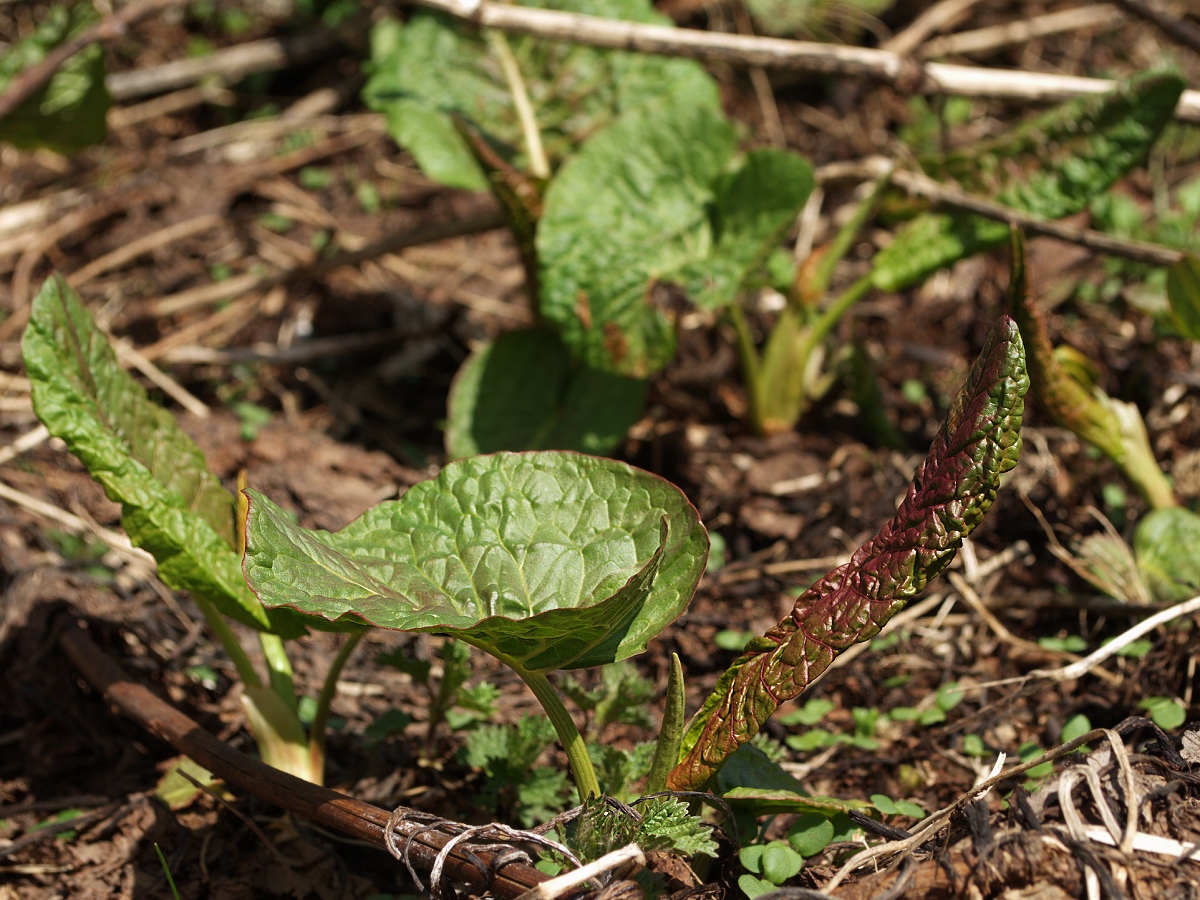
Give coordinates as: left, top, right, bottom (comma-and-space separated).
668, 316, 1028, 790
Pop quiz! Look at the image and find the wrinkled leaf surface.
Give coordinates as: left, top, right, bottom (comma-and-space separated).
244, 452, 708, 674
22, 275, 309, 635
539, 105, 812, 375
670, 317, 1027, 789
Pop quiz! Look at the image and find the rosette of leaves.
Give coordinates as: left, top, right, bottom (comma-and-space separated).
367, 0, 815, 444
243, 451, 709, 798
0, 4, 111, 154
669, 315, 1028, 789
873, 70, 1185, 293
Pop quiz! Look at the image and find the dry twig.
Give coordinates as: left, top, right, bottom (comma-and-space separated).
1111, 0, 1200, 56
56, 619, 553, 900
919, 6, 1124, 59
409, 0, 1200, 121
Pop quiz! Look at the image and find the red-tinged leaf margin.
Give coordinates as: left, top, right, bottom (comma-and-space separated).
669, 316, 1028, 790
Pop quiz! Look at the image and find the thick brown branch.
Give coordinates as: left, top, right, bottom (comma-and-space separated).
56, 616, 550, 900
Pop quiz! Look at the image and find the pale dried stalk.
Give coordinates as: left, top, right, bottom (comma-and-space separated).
71, 215, 223, 287
920, 5, 1124, 58
882, 0, 987, 56
411, 0, 1200, 122
106, 29, 342, 101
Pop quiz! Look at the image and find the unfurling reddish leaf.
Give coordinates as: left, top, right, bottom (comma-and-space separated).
669, 316, 1028, 790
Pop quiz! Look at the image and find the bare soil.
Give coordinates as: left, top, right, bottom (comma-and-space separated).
2, 2, 1200, 897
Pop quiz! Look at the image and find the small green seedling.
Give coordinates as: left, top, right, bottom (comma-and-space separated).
739, 840, 804, 898
1139, 696, 1186, 730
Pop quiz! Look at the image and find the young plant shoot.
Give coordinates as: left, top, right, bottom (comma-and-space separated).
244, 317, 1028, 799
22, 275, 362, 785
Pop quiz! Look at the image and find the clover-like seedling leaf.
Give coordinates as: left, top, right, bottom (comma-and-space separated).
669, 316, 1027, 789
244, 452, 708, 675
21, 274, 310, 637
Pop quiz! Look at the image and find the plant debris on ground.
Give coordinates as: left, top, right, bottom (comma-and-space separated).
1, 1, 1200, 898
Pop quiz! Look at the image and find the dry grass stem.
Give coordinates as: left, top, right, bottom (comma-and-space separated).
920, 5, 1123, 58
414, 0, 1200, 121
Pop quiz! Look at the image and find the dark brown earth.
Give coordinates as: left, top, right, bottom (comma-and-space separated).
2, 1, 1200, 897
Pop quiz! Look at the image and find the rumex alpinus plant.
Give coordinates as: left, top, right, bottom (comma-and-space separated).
238, 314, 1028, 798
24, 277, 1025, 846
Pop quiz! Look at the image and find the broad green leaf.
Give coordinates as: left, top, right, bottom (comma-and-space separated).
720, 787, 869, 817
676, 149, 815, 310
445, 328, 646, 459
0, 4, 110, 154
22, 275, 307, 636
539, 107, 812, 376
243, 452, 708, 674
1134, 507, 1200, 603
1167, 254, 1200, 340
873, 71, 1185, 293
362, 1, 718, 190
670, 316, 1027, 789
538, 102, 736, 375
